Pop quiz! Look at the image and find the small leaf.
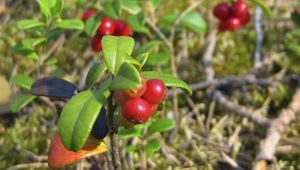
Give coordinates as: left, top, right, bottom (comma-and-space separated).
251, 0, 272, 17
146, 51, 170, 65
103, 3, 119, 19
22, 38, 47, 47
135, 52, 148, 67
84, 14, 102, 36
113, 0, 122, 17
148, 118, 176, 135
125, 146, 137, 153
11, 74, 34, 90
145, 140, 161, 156
102, 36, 135, 74
117, 125, 144, 139
133, 40, 161, 56
37, 0, 52, 21
53, 19, 84, 30
125, 55, 142, 69
10, 94, 36, 112
86, 63, 107, 87
11, 44, 39, 60
109, 63, 141, 90
17, 19, 45, 30
122, 0, 141, 14
31, 77, 78, 99
142, 71, 192, 95
51, 0, 64, 17
58, 85, 110, 151
127, 13, 149, 34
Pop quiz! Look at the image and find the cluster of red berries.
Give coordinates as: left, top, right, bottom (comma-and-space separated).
114, 77, 167, 124
82, 9, 133, 52
213, 0, 250, 32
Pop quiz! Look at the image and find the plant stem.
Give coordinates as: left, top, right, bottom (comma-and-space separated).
107, 93, 121, 170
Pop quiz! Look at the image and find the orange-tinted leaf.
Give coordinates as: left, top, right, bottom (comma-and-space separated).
48, 132, 107, 168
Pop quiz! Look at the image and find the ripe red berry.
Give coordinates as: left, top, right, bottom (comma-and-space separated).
97, 17, 116, 35
124, 76, 147, 98
142, 79, 167, 104
122, 98, 151, 124
218, 21, 228, 32
213, 3, 231, 20
91, 35, 102, 52
82, 9, 97, 22
114, 20, 133, 36
226, 17, 241, 31
231, 1, 248, 17
239, 12, 250, 25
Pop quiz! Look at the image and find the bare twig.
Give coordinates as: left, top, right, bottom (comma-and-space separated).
202, 31, 217, 81
254, 6, 264, 68
6, 163, 48, 170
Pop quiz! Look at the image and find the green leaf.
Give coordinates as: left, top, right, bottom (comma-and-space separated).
58, 87, 110, 151
135, 52, 148, 67
127, 13, 149, 34
117, 125, 144, 139
122, 0, 141, 14
84, 14, 102, 36
145, 140, 161, 156
86, 63, 107, 87
51, 0, 64, 17
148, 118, 176, 135
113, 0, 122, 17
125, 146, 137, 153
53, 19, 84, 30
11, 74, 34, 90
10, 94, 36, 112
142, 71, 192, 95
251, 0, 272, 17
11, 44, 39, 60
151, 0, 160, 9
37, 0, 52, 21
161, 12, 207, 33
133, 40, 161, 56
17, 19, 45, 30
125, 55, 142, 69
146, 51, 170, 65
102, 36, 135, 74
22, 38, 47, 47
44, 57, 58, 65
103, 3, 119, 19
109, 63, 141, 90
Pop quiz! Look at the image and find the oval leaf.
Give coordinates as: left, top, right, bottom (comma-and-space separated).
142, 71, 192, 95
109, 63, 141, 90
10, 94, 36, 112
17, 19, 45, 30
31, 77, 78, 99
102, 36, 135, 74
117, 125, 144, 139
86, 63, 107, 87
145, 140, 161, 156
58, 89, 109, 151
148, 118, 176, 135
53, 19, 84, 30
11, 74, 34, 90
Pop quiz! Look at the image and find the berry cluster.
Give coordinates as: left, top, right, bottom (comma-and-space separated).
82, 9, 133, 52
213, 0, 250, 32
114, 77, 167, 124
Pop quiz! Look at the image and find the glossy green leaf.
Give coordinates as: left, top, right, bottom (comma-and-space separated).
37, 0, 52, 21
148, 118, 176, 135
11, 44, 39, 60
103, 3, 119, 19
127, 13, 149, 34
122, 0, 141, 14
109, 63, 141, 90
22, 38, 47, 47
145, 140, 161, 156
102, 36, 135, 74
10, 94, 36, 112
11, 74, 34, 90
113, 0, 122, 17
251, 0, 272, 17
125, 55, 142, 69
44, 57, 58, 65
86, 63, 107, 87
133, 40, 161, 56
84, 14, 102, 36
51, 0, 64, 17
58, 87, 110, 151
53, 19, 84, 30
142, 71, 192, 95
117, 125, 144, 139
146, 51, 170, 65
17, 19, 45, 30
135, 52, 148, 67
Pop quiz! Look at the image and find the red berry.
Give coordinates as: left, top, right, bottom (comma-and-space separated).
226, 17, 241, 31
82, 9, 97, 22
124, 76, 147, 98
239, 12, 250, 25
231, 1, 248, 17
218, 21, 228, 32
114, 20, 133, 36
142, 79, 167, 104
122, 98, 151, 124
91, 35, 102, 52
97, 17, 116, 35
213, 3, 231, 20
149, 104, 159, 115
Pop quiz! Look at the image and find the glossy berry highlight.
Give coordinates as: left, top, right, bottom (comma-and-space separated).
97, 17, 116, 36
142, 79, 167, 104
122, 98, 151, 124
